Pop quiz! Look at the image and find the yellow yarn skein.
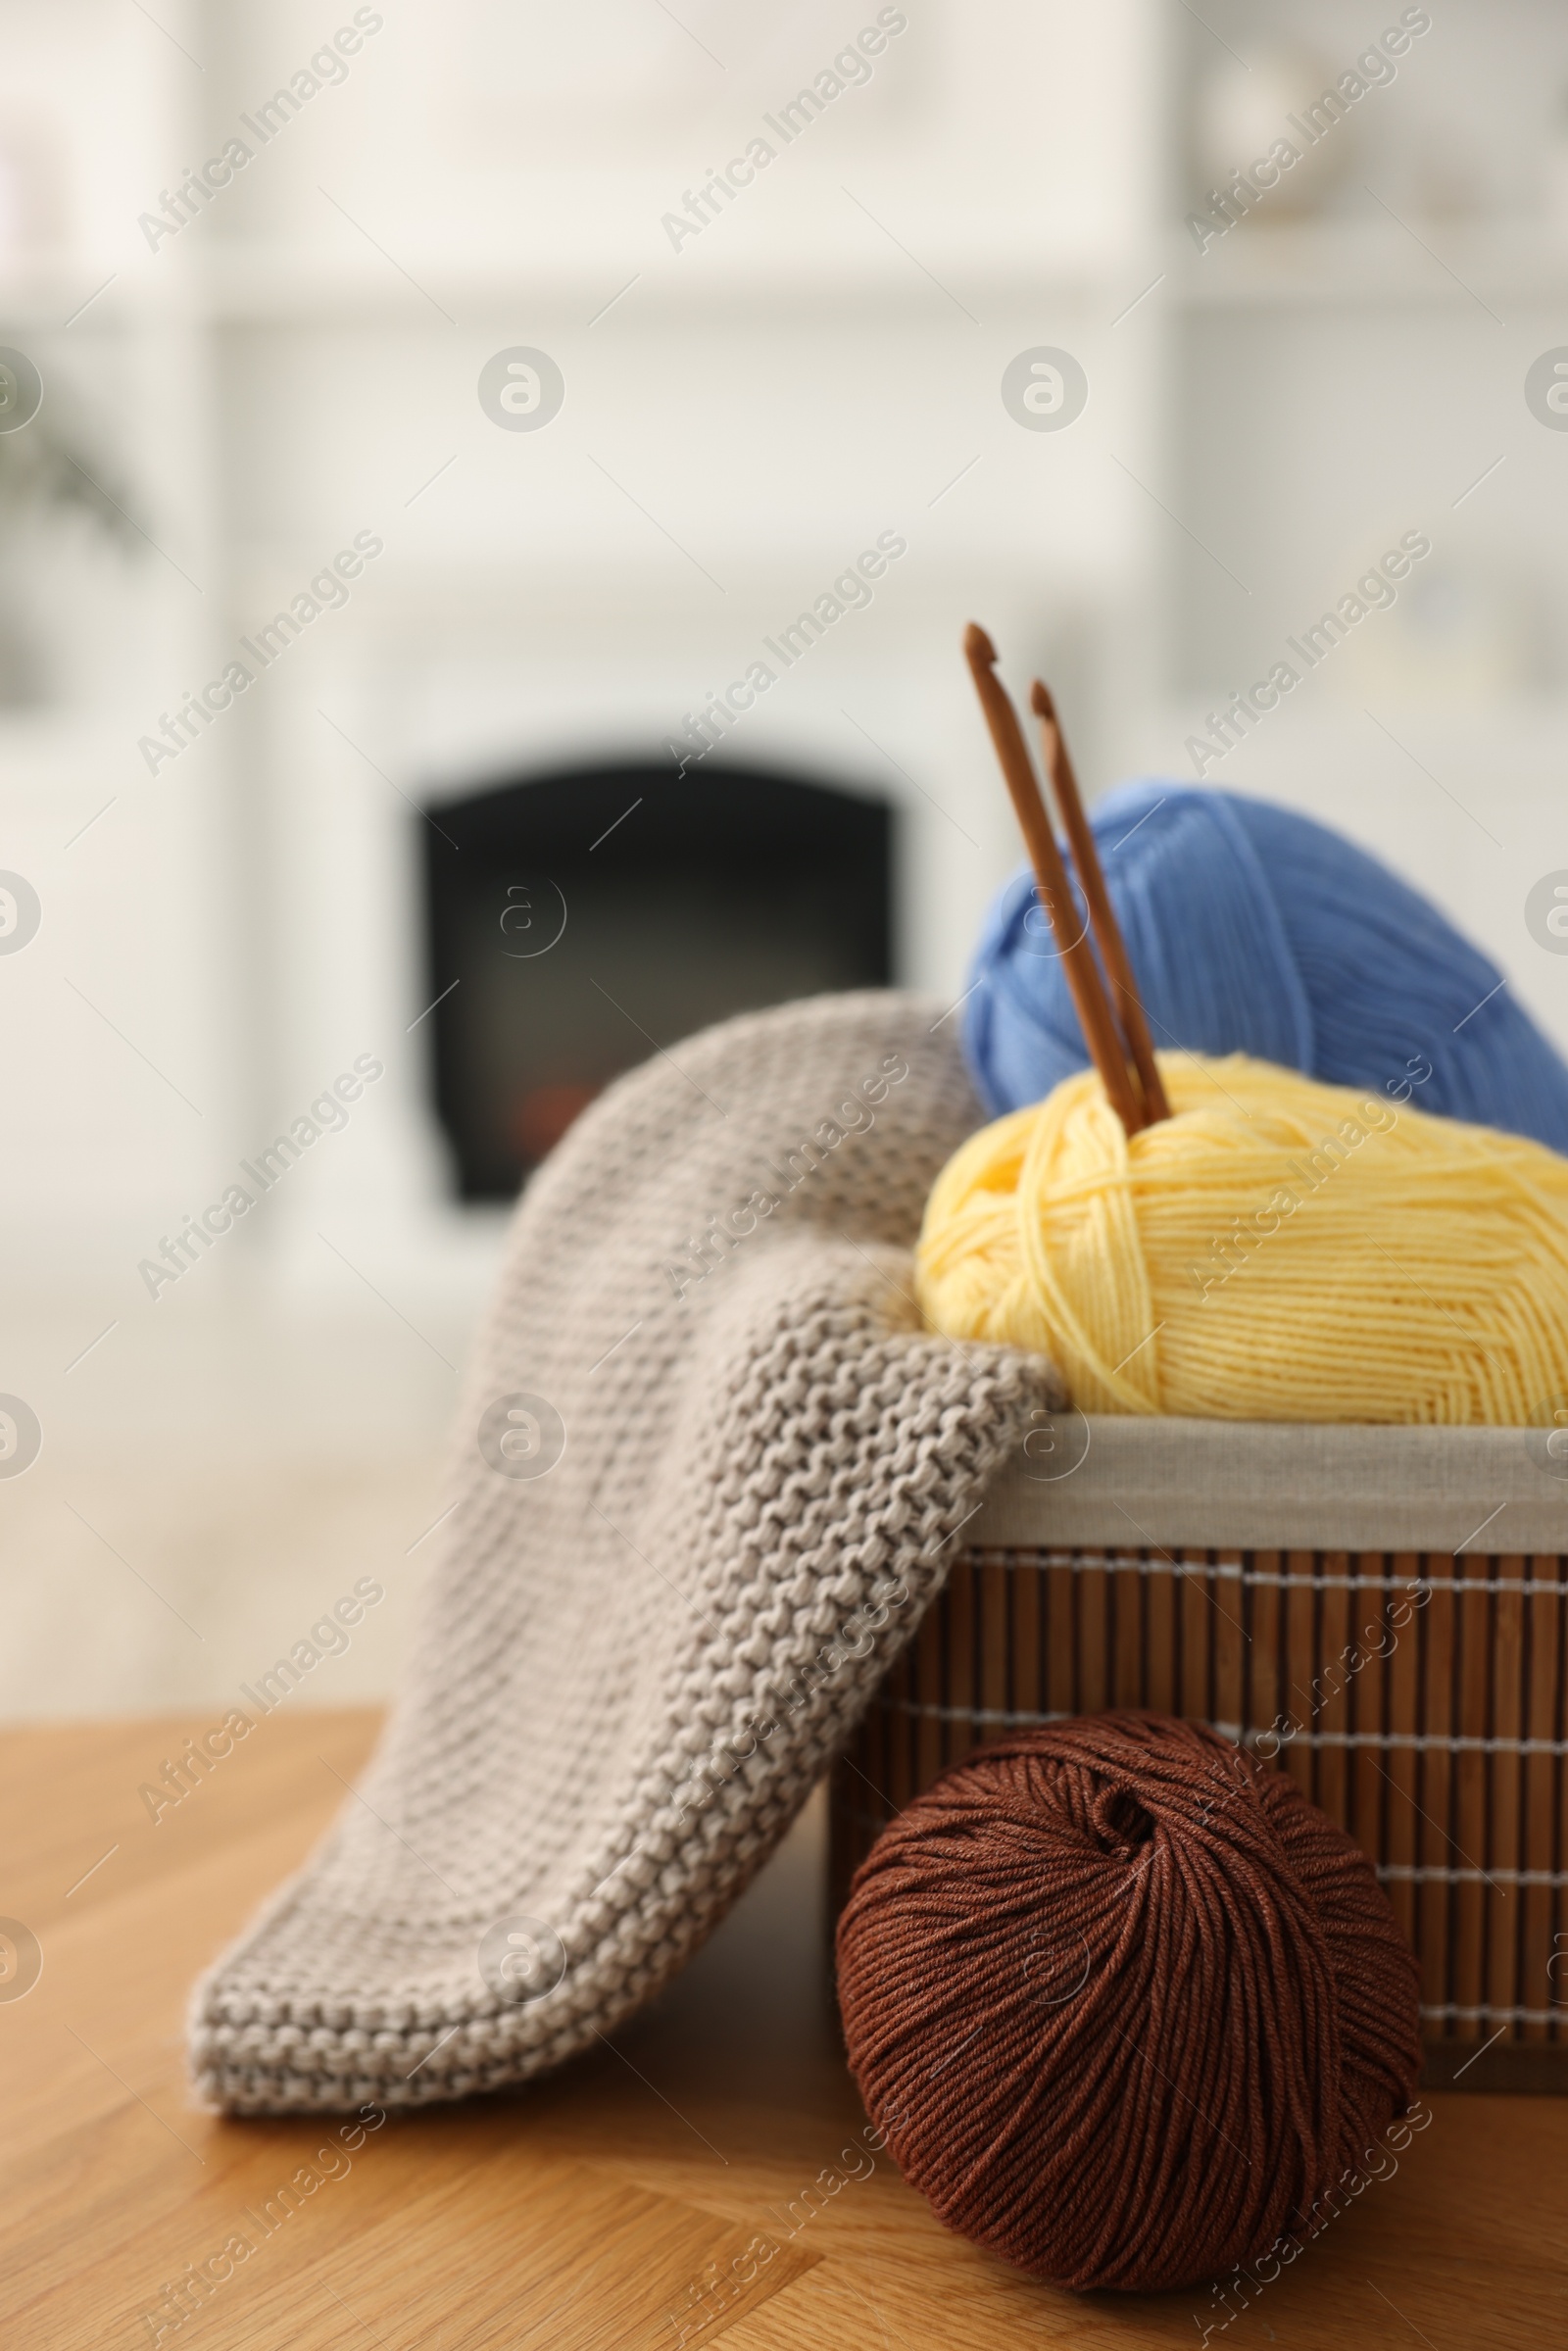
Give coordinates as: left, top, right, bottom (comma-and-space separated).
916, 1053, 1568, 1423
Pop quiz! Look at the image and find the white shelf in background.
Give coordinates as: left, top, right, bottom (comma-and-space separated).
1167, 220, 1568, 308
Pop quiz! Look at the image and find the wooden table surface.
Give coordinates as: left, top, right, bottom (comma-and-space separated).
5, 1710, 1565, 2350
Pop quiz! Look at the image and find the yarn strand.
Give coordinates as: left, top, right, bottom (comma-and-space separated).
835, 1714, 1421, 2293
961, 779, 1568, 1156
917, 1051, 1568, 1423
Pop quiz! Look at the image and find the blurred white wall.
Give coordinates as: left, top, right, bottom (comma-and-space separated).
1, 0, 1566, 1716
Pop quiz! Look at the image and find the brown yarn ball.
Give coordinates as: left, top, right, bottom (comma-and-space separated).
835, 1713, 1422, 2293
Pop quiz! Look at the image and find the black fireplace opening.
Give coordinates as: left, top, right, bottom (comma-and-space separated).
419, 761, 894, 1200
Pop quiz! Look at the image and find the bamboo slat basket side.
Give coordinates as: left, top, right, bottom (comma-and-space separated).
828, 1543, 1568, 2094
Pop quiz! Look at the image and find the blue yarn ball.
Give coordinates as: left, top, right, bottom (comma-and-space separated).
963, 782, 1568, 1153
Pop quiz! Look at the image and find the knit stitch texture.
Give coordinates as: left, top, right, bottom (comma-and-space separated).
190, 992, 1048, 2112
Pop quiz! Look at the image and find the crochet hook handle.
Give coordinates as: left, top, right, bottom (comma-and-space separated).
1030, 679, 1171, 1126
962, 624, 1143, 1136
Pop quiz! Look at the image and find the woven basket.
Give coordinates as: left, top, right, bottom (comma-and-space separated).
829, 1416, 1568, 2092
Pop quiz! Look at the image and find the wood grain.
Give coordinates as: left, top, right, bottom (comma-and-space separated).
2, 1711, 1565, 2349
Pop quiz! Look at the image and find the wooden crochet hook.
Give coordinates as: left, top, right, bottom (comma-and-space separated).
1030, 679, 1171, 1126
962, 624, 1144, 1135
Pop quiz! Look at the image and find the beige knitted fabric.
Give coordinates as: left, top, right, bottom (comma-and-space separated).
190, 992, 1048, 2113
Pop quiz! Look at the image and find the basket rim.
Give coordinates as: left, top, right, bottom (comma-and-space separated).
982, 1414, 1568, 1554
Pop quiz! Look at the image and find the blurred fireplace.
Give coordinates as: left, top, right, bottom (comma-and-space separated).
419, 761, 894, 1200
